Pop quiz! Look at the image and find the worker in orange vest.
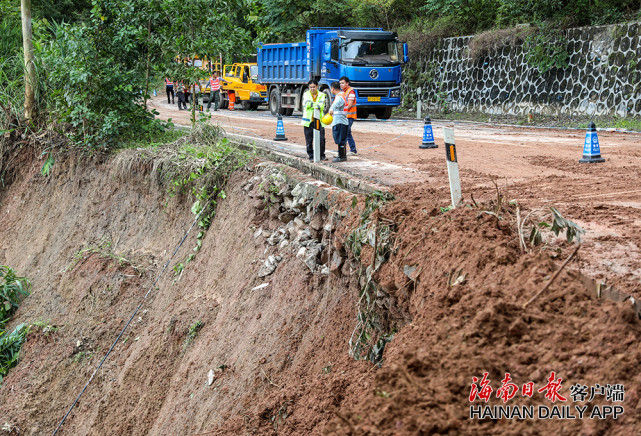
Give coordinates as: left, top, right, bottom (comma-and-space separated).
207, 71, 221, 111
165, 77, 174, 104
339, 76, 357, 155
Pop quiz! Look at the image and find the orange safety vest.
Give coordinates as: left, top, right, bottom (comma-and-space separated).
165, 78, 173, 86
343, 86, 357, 119
209, 77, 220, 91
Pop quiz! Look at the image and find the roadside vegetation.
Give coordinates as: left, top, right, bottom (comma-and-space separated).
0, 266, 30, 384
1, 0, 639, 158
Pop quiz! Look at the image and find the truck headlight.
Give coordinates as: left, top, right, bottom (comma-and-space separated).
390, 89, 400, 98
250, 92, 260, 98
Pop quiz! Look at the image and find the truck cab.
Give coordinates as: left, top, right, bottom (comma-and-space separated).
320, 29, 406, 119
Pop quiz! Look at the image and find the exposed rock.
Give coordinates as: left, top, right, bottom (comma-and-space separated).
320, 265, 330, 275
304, 255, 318, 272
267, 227, 287, 246
257, 255, 281, 277
310, 213, 324, 231
403, 264, 420, 282
296, 247, 306, 258
278, 211, 296, 224
330, 251, 345, 275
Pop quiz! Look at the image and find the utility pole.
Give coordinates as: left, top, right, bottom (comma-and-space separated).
21, 0, 35, 121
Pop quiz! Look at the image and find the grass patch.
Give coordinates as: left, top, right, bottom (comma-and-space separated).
62, 237, 144, 275
183, 320, 203, 351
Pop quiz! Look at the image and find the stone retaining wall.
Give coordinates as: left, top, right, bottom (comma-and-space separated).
408, 22, 641, 118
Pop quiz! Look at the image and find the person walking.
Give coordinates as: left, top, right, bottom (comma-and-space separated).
207, 71, 221, 111
328, 82, 348, 163
301, 80, 328, 161
339, 76, 358, 155
165, 77, 175, 104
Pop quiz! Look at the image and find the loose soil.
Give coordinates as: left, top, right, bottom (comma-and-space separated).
0, 118, 639, 435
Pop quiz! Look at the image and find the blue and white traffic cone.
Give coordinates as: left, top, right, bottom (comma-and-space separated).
419, 116, 437, 149
274, 114, 288, 141
579, 122, 605, 163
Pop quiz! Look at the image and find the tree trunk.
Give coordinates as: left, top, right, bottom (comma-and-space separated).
21, 0, 35, 121
144, 18, 151, 109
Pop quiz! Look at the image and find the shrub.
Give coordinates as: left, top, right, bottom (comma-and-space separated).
0, 266, 30, 326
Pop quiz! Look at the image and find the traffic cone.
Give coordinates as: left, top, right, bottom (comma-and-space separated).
273, 114, 288, 141
419, 116, 437, 149
579, 122, 605, 163
229, 92, 235, 111
153, 89, 157, 96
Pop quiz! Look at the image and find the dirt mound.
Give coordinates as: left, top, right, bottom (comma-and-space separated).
0, 145, 639, 435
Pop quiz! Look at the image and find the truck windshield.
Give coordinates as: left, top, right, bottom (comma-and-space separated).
341, 40, 399, 65
250, 65, 258, 81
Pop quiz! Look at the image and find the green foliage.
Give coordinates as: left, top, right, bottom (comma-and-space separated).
0, 323, 28, 384
43, 18, 167, 148
0, 266, 30, 327
0, 265, 30, 385
183, 320, 203, 350
161, 125, 251, 277
347, 191, 397, 365
550, 207, 584, 243
523, 23, 569, 74
32, 0, 92, 23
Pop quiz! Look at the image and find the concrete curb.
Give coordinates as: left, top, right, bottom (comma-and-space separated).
225, 132, 391, 196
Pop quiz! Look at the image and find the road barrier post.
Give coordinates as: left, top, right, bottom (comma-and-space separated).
416, 87, 422, 120
444, 127, 462, 208
313, 107, 321, 162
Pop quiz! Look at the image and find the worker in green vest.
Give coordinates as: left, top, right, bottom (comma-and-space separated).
301, 79, 328, 161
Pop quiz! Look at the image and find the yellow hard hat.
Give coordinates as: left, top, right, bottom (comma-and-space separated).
321, 113, 333, 125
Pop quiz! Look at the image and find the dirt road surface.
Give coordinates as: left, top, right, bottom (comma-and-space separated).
151, 97, 641, 294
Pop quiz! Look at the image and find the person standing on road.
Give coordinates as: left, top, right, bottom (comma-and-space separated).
207, 71, 221, 111
176, 80, 187, 110
301, 80, 328, 161
183, 81, 191, 108
165, 77, 175, 104
328, 82, 348, 163
339, 76, 357, 155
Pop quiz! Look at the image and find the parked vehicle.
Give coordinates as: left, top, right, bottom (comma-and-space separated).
257, 27, 408, 119
200, 63, 267, 110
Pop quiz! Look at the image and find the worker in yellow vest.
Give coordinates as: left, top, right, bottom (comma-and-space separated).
300, 79, 328, 161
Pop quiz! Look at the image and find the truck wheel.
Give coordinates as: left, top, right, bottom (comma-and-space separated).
250, 103, 259, 111
284, 108, 294, 116
322, 88, 332, 109
241, 101, 252, 111
220, 97, 228, 109
269, 88, 286, 116
375, 107, 393, 120
357, 109, 370, 119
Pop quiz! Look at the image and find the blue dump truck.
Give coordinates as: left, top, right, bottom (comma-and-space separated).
257, 27, 408, 119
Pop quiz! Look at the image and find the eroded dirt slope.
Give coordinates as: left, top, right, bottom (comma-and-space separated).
0, 146, 639, 435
